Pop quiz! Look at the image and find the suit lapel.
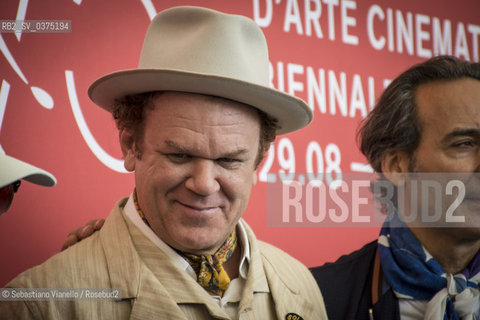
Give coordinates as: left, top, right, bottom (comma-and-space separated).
99, 199, 141, 300
371, 248, 400, 320
372, 288, 401, 320
238, 224, 270, 312
99, 200, 189, 319
262, 250, 316, 320
128, 263, 190, 320
241, 222, 316, 320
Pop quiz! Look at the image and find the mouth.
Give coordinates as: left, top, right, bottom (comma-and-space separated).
175, 201, 220, 213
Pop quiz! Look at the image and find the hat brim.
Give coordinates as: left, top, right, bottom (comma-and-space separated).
88, 69, 313, 135
0, 155, 56, 188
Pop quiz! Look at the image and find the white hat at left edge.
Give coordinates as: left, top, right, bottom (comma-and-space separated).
0, 145, 56, 188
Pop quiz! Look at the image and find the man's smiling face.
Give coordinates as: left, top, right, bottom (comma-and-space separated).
122, 92, 260, 255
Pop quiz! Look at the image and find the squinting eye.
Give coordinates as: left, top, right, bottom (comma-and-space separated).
453, 140, 476, 148
167, 154, 191, 163
217, 158, 243, 169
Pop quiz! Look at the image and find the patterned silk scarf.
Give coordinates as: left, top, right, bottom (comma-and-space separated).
378, 214, 480, 320
182, 230, 237, 297
132, 189, 237, 297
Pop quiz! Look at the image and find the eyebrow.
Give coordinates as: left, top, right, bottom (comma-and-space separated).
441, 128, 480, 143
164, 140, 250, 158
164, 140, 189, 153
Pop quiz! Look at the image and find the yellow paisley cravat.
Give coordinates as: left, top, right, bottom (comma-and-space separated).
182, 229, 237, 297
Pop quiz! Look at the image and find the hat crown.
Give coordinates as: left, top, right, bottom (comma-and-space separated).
88, 6, 313, 135
138, 6, 269, 86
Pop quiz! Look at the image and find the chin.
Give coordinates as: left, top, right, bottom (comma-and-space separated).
176, 230, 223, 254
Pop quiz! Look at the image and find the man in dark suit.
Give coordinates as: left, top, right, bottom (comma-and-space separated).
311, 55, 480, 320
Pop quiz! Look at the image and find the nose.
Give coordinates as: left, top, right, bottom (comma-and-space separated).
185, 159, 220, 196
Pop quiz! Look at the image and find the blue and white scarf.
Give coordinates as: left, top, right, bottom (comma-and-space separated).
378, 215, 480, 320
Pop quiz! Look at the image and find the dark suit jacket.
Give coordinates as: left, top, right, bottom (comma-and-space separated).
310, 241, 400, 320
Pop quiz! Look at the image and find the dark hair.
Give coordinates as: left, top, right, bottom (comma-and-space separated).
112, 92, 279, 167
359, 56, 480, 172
357, 56, 480, 211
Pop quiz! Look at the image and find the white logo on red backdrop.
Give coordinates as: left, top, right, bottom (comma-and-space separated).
0, 0, 161, 173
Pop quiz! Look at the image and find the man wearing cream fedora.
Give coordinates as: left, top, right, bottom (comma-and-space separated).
1, 6, 327, 319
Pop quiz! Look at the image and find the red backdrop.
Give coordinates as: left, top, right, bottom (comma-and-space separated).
1, 0, 479, 286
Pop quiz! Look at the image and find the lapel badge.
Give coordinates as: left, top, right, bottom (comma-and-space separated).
285, 313, 304, 320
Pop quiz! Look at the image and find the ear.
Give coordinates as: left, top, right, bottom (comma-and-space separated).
119, 129, 136, 172
381, 151, 410, 186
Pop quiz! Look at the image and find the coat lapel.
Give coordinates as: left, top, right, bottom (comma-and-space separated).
99, 200, 188, 319
128, 264, 189, 320
262, 250, 317, 320
372, 288, 401, 320
242, 222, 317, 320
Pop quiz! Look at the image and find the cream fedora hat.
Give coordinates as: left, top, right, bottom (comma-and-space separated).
88, 6, 312, 134
0, 145, 56, 188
